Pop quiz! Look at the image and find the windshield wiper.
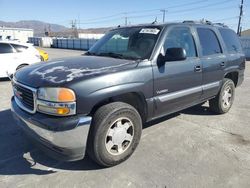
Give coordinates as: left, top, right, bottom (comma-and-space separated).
86, 51, 141, 60
98, 52, 126, 59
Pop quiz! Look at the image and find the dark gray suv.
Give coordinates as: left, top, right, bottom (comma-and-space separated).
11, 22, 245, 167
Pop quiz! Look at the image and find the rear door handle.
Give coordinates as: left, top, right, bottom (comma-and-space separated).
194, 65, 201, 72
220, 62, 225, 67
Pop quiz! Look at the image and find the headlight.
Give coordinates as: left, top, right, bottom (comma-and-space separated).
38, 88, 75, 102
37, 87, 76, 116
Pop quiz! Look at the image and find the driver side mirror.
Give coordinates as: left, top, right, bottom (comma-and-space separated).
164, 48, 187, 62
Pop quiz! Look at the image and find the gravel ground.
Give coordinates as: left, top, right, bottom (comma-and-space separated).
0, 48, 250, 188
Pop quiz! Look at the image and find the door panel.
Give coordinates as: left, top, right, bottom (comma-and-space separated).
153, 58, 202, 117
152, 26, 202, 118
195, 27, 226, 100
200, 55, 225, 99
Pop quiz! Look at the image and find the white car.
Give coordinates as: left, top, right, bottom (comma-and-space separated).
0, 41, 41, 78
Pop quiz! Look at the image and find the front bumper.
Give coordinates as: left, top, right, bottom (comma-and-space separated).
11, 97, 92, 161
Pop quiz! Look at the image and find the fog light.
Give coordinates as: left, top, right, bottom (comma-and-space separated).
57, 107, 70, 115
38, 105, 70, 115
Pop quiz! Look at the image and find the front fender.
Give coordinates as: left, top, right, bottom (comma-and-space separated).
78, 82, 147, 115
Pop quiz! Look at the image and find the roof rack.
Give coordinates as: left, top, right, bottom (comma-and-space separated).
182, 19, 228, 28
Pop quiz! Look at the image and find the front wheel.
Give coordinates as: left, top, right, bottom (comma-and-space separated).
209, 78, 235, 114
87, 102, 142, 167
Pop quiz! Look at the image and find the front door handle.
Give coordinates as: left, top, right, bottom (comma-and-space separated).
194, 65, 201, 72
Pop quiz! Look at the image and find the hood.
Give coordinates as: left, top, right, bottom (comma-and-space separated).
14, 56, 139, 88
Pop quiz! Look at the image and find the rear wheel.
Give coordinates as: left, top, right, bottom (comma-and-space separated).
209, 78, 235, 114
87, 102, 142, 167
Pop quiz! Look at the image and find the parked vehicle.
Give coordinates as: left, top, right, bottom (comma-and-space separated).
0, 41, 41, 78
11, 21, 245, 167
37, 48, 49, 61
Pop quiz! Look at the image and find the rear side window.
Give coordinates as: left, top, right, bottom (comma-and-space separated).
197, 28, 222, 56
219, 28, 242, 53
164, 27, 197, 57
0, 43, 14, 54
11, 44, 28, 52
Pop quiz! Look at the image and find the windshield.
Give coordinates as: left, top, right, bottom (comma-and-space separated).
88, 26, 162, 60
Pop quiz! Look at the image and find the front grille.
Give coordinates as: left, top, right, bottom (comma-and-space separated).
13, 82, 35, 113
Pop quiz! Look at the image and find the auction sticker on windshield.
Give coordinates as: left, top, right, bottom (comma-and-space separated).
139, 28, 160, 35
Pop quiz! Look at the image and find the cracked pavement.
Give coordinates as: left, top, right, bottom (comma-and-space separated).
0, 48, 250, 188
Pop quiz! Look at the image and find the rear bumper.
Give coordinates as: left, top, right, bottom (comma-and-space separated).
11, 97, 92, 161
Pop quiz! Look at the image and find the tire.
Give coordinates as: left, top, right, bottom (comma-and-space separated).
209, 78, 235, 114
40, 56, 45, 61
87, 102, 142, 167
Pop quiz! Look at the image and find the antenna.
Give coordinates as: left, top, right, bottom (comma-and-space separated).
152, 17, 157, 24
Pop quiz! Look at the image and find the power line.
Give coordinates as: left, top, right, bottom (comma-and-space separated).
167, 0, 235, 15
213, 16, 239, 22
77, 0, 212, 23
74, 0, 237, 27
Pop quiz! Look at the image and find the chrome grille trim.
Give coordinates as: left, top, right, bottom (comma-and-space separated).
12, 79, 37, 114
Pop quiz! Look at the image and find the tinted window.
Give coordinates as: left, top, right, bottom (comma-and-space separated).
164, 27, 197, 57
11, 44, 28, 52
0, 43, 14, 54
197, 28, 222, 56
89, 27, 162, 60
219, 28, 242, 53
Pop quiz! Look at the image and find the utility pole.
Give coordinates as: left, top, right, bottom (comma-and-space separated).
124, 13, 128, 26
160, 9, 167, 23
70, 20, 78, 38
237, 0, 244, 36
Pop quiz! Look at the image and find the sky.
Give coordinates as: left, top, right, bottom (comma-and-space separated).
0, 0, 249, 31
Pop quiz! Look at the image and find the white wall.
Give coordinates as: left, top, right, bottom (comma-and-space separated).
78, 33, 104, 39
0, 28, 34, 43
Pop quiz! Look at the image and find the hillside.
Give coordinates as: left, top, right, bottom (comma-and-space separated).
0, 20, 111, 37
0, 20, 68, 36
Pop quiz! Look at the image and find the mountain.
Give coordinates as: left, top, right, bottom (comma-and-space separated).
0, 20, 68, 36
0, 20, 112, 37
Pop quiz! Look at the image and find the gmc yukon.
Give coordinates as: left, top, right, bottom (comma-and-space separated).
11, 22, 245, 167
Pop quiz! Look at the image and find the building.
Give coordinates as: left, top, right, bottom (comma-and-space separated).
241, 29, 250, 36
0, 27, 34, 43
78, 33, 104, 39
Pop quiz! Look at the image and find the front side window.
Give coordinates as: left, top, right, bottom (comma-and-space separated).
0, 43, 14, 54
164, 27, 197, 57
197, 28, 222, 56
219, 28, 242, 53
88, 27, 162, 60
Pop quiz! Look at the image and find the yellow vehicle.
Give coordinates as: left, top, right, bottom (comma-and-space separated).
37, 48, 49, 61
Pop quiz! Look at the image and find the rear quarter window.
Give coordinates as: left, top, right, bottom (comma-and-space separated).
219, 28, 242, 53
11, 44, 28, 52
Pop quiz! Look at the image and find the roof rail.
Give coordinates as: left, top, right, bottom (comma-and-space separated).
183, 19, 228, 28
213, 23, 228, 28
183, 20, 212, 25
183, 20, 197, 24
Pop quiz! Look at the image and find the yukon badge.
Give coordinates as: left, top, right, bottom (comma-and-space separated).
156, 89, 168, 95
